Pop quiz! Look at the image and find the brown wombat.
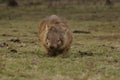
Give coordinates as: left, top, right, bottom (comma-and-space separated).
38, 15, 72, 56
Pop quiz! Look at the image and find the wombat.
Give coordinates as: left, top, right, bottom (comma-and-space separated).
38, 15, 72, 56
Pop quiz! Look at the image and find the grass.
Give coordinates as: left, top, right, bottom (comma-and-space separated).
0, 3, 120, 80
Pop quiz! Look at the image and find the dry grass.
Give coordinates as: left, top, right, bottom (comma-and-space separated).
0, 2, 120, 80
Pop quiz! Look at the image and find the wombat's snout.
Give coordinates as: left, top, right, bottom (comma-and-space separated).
50, 46, 54, 49
49, 44, 57, 49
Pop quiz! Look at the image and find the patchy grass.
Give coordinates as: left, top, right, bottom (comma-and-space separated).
0, 3, 120, 80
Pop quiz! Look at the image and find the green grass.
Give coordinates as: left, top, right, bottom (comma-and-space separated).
0, 3, 120, 80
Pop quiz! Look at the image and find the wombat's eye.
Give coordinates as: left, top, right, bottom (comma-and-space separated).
46, 37, 49, 45
46, 39, 49, 45
46, 36, 49, 40
57, 39, 61, 44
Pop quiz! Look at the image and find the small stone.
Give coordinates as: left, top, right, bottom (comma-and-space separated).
9, 37, 21, 43
111, 46, 115, 49
0, 42, 8, 47
10, 49, 17, 53
20, 43, 26, 47
2, 34, 11, 37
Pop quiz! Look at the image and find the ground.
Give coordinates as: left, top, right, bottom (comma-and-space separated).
0, 3, 120, 80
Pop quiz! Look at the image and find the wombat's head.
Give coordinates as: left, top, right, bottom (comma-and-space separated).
45, 24, 66, 50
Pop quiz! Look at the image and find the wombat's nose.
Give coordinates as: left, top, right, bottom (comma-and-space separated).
50, 46, 54, 49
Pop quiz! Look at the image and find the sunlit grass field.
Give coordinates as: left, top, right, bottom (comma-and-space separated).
0, 3, 120, 80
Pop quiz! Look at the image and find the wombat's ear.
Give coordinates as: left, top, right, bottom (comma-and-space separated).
45, 24, 48, 31
60, 23, 68, 31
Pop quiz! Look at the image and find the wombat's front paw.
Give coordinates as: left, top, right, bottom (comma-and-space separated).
47, 52, 57, 57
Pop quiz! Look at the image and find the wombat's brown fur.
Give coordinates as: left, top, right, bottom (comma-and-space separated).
38, 15, 72, 56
